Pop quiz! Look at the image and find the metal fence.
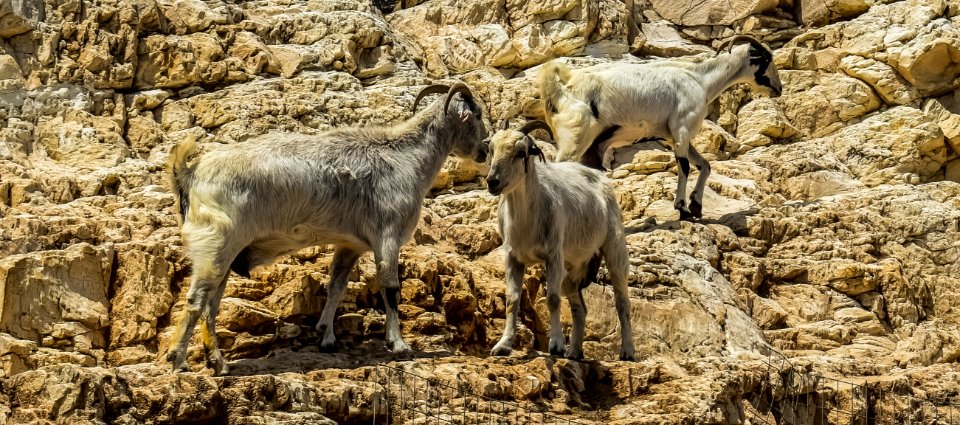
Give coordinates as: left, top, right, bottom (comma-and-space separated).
745, 350, 960, 425
368, 350, 959, 424
370, 363, 588, 425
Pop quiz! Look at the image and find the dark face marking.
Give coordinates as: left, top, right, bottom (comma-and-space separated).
581, 125, 621, 170
589, 99, 600, 119
748, 47, 777, 93
678, 157, 691, 176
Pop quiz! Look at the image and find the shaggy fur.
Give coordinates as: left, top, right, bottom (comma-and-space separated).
541, 36, 782, 220
165, 85, 489, 375
485, 121, 634, 361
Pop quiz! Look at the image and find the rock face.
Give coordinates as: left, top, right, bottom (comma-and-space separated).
2, 0, 960, 423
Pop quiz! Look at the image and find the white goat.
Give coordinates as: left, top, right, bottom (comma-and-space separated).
485, 120, 635, 361
165, 84, 489, 375
541, 35, 783, 220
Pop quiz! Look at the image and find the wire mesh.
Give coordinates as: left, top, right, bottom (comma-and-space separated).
371, 363, 589, 425
742, 350, 960, 425
370, 348, 959, 424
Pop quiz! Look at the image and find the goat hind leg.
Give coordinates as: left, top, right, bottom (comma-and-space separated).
201, 274, 230, 376
168, 263, 228, 372
316, 247, 362, 352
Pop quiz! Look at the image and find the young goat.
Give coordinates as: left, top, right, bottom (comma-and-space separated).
485, 120, 635, 361
165, 84, 489, 375
541, 35, 783, 220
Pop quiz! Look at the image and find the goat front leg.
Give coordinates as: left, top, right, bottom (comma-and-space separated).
669, 131, 695, 221
545, 252, 567, 356
373, 239, 412, 356
491, 254, 525, 356
687, 146, 711, 219
316, 246, 362, 352
563, 281, 587, 360
603, 231, 635, 361
201, 274, 230, 376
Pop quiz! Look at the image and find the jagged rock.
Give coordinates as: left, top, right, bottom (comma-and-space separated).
777, 71, 881, 138
798, 0, 871, 26
840, 55, 922, 106
4, 0, 960, 422
648, 0, 778, 26
0, 244, 112, 345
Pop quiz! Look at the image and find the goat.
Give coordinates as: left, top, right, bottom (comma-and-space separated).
541, 35, 782, 220
165, 84, 489, 375
485, 120, 635, 361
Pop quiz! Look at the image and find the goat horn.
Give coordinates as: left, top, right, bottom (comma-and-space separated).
413, 84, 450, 113
443, 83, 473, 114
518, 120, 554, 141
718, 35, 770, 55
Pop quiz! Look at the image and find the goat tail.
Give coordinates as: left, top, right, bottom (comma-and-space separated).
541, 60, 572, 115
167, 137, 198, 225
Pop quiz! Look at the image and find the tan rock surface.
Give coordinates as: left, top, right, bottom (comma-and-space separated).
3, 0, 960, 423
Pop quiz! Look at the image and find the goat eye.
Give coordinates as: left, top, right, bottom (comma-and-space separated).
516, 150, 527, 159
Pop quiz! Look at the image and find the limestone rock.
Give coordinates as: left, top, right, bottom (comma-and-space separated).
3, 0, 960, 422
639, 22, 713, 57
777, 71, 882, 138
798, 0, 872, 27
736, 98, 799, 149
839, 55, 921, 105
649, 0, 778, 26
0, 243, 113, 346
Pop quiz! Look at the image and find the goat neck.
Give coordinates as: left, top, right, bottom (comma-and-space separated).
401, 103, 461, 194
501, 163, 543, 224
694, 47, 752, 103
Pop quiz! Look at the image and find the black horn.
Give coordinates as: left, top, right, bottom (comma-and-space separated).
518, 120, 554, 140
443, 83, 473, 113
413, 84, 450, 113
718, 35, 770, 56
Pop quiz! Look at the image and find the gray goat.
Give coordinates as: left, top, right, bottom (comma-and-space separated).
485, 120, 635, 361
165, 84, 489, 375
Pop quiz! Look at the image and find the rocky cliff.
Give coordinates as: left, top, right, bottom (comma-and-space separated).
1, 0, 960, 423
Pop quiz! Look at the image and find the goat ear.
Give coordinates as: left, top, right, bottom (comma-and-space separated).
458, 103, 473, 123
525, 136, 541, 155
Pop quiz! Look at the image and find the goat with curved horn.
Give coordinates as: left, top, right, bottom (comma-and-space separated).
483, 120, 635, 362
718, 35, 772, 56
541, 30, 783, 221
519, 120, 554, 140
412, 84, 450, 112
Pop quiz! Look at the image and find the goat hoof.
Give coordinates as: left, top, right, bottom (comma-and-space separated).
564, 349, 584, 361
548, 340, 565, 357
490, 345, 512, 357
688, 200, 703, 219
388, 341, 413, 357
318, 341, 338, 353
678, 208, 696, 222
167, 351, 188, 373
620, 352, 636, 362
208, 359, 230, 377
